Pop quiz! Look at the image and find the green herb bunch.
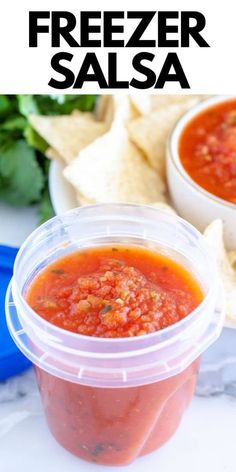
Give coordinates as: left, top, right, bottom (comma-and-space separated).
0, 95, 96, 222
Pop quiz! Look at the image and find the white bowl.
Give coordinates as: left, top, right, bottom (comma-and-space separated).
167, 95, 236, 250
49, 160, 77, 215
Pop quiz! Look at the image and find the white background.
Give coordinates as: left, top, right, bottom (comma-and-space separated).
0, 0, 236, 94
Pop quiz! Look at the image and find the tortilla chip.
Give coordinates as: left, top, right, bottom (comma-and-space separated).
228, 251, 236, 269
96, 96, 140, 129
130, 95, 205, 115
111, 96, 140, 126
96, 95, 114, 128
77, 197, 94, 206
150, 202, 177, 215
204, 219, 236, 323
71, 110, 94, 119
127, 101, 202, 177
46, 147, 63, 162
63, 122, 166, 204
76, 191, 95, 206
30, 114, 107, 164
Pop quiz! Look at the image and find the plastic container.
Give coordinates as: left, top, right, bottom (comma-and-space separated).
5, 204, 224, 466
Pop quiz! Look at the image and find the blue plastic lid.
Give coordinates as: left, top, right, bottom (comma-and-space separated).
0, 245, 31, 380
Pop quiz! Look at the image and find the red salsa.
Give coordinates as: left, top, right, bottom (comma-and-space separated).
27, 245, 203, 465
179, 99, 236, 204
27, 245, 203, 338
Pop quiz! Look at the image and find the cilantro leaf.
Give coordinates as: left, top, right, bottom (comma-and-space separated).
1, 116, 27, 131
0, 94, 96, 221
0, 140, 44, 205
24, 125, 48, 153
0, 96, 12, 116
17, 95, 40, 117
17, 94, 96, 117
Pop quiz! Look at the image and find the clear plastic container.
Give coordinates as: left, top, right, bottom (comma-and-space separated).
6, 204, 224, 466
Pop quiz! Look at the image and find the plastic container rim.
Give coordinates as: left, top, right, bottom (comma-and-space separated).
10, 203, 218, 350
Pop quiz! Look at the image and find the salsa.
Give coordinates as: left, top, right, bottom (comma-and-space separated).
26, 245, 203, 465
179, 99, 236, 204
36, 359, 199, 465
27, 245, 203, 464
27, 245, 203, 338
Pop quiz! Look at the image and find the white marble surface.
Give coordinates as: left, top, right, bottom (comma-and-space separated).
1, 204, 236, 472
0, 202, 38, 247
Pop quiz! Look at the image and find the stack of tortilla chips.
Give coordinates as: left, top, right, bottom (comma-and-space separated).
30, 95, 201, 205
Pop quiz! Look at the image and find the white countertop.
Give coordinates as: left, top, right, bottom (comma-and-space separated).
0, 204, 236, 472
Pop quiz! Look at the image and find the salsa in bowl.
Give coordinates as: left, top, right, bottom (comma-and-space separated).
167, 96, 236, 249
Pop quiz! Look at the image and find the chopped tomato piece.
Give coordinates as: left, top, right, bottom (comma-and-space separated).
27, 245, 203, 338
